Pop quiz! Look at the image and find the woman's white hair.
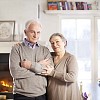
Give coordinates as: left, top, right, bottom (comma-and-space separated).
25, 19, 42, 30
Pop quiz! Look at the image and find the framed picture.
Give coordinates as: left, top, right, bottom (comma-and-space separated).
0, 20, 15, 42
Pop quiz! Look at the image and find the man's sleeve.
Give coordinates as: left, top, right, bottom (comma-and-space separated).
30, 47, 54, 73
9, 46, 33, 79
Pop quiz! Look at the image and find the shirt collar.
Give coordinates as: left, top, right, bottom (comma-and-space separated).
23, 38, 39, 49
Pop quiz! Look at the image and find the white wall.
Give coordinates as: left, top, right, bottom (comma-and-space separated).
38, 0, 59, 44
0, 0, 38, 21
0, 0, 39, 42
0, 0, 59, 51
0, 0, 97, 52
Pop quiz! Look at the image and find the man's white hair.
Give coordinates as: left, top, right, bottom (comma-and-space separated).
25, 19, 42, 30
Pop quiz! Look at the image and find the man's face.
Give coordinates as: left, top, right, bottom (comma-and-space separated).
25, 23, 41, 44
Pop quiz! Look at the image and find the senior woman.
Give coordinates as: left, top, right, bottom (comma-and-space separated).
42, 33, 82, 100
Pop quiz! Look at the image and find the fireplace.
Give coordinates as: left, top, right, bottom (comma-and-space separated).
0, 53, 13, 99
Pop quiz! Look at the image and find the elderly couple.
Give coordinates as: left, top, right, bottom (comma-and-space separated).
9, 19, 82, 100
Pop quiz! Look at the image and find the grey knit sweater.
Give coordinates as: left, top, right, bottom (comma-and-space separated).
9, 42, 53, 97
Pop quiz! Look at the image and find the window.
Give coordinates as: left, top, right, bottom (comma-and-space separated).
97, 19, 100, 78
61, 18, 92, 94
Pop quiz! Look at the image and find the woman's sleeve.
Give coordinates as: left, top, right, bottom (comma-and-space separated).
50, 55, 78, 82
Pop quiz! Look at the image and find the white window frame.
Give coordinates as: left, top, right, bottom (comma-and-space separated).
58, 15, 99, 100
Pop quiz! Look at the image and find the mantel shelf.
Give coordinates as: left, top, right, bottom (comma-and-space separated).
0, 42, 19, 53
44, 10, 100, 16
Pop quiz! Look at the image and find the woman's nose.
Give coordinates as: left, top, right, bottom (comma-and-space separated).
53, 43, 57, 47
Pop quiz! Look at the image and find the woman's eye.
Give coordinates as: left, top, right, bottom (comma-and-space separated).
56, 41, 59, 43
51, 43, 54, 45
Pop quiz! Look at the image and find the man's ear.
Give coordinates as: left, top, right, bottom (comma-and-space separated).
24, 30, 27, 35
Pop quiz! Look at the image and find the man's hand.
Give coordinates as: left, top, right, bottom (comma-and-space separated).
21, 59, 32, 69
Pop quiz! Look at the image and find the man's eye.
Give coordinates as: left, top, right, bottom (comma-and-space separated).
30, 30, 34, 33
37, 31, 40, 34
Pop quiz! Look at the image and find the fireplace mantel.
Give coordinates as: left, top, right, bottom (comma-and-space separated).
0, 41, 47, 53
0, 42, 18, 53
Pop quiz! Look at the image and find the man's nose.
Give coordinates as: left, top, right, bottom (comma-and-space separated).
34, 32, 37, 37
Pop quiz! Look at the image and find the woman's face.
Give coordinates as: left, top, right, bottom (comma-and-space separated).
50, 36, 65, 52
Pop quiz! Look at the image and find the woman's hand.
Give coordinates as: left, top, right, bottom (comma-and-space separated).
41, 65, 54, 76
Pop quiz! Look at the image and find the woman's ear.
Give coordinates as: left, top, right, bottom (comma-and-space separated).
64, 40, 67, 47
24, 30, 26, 34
